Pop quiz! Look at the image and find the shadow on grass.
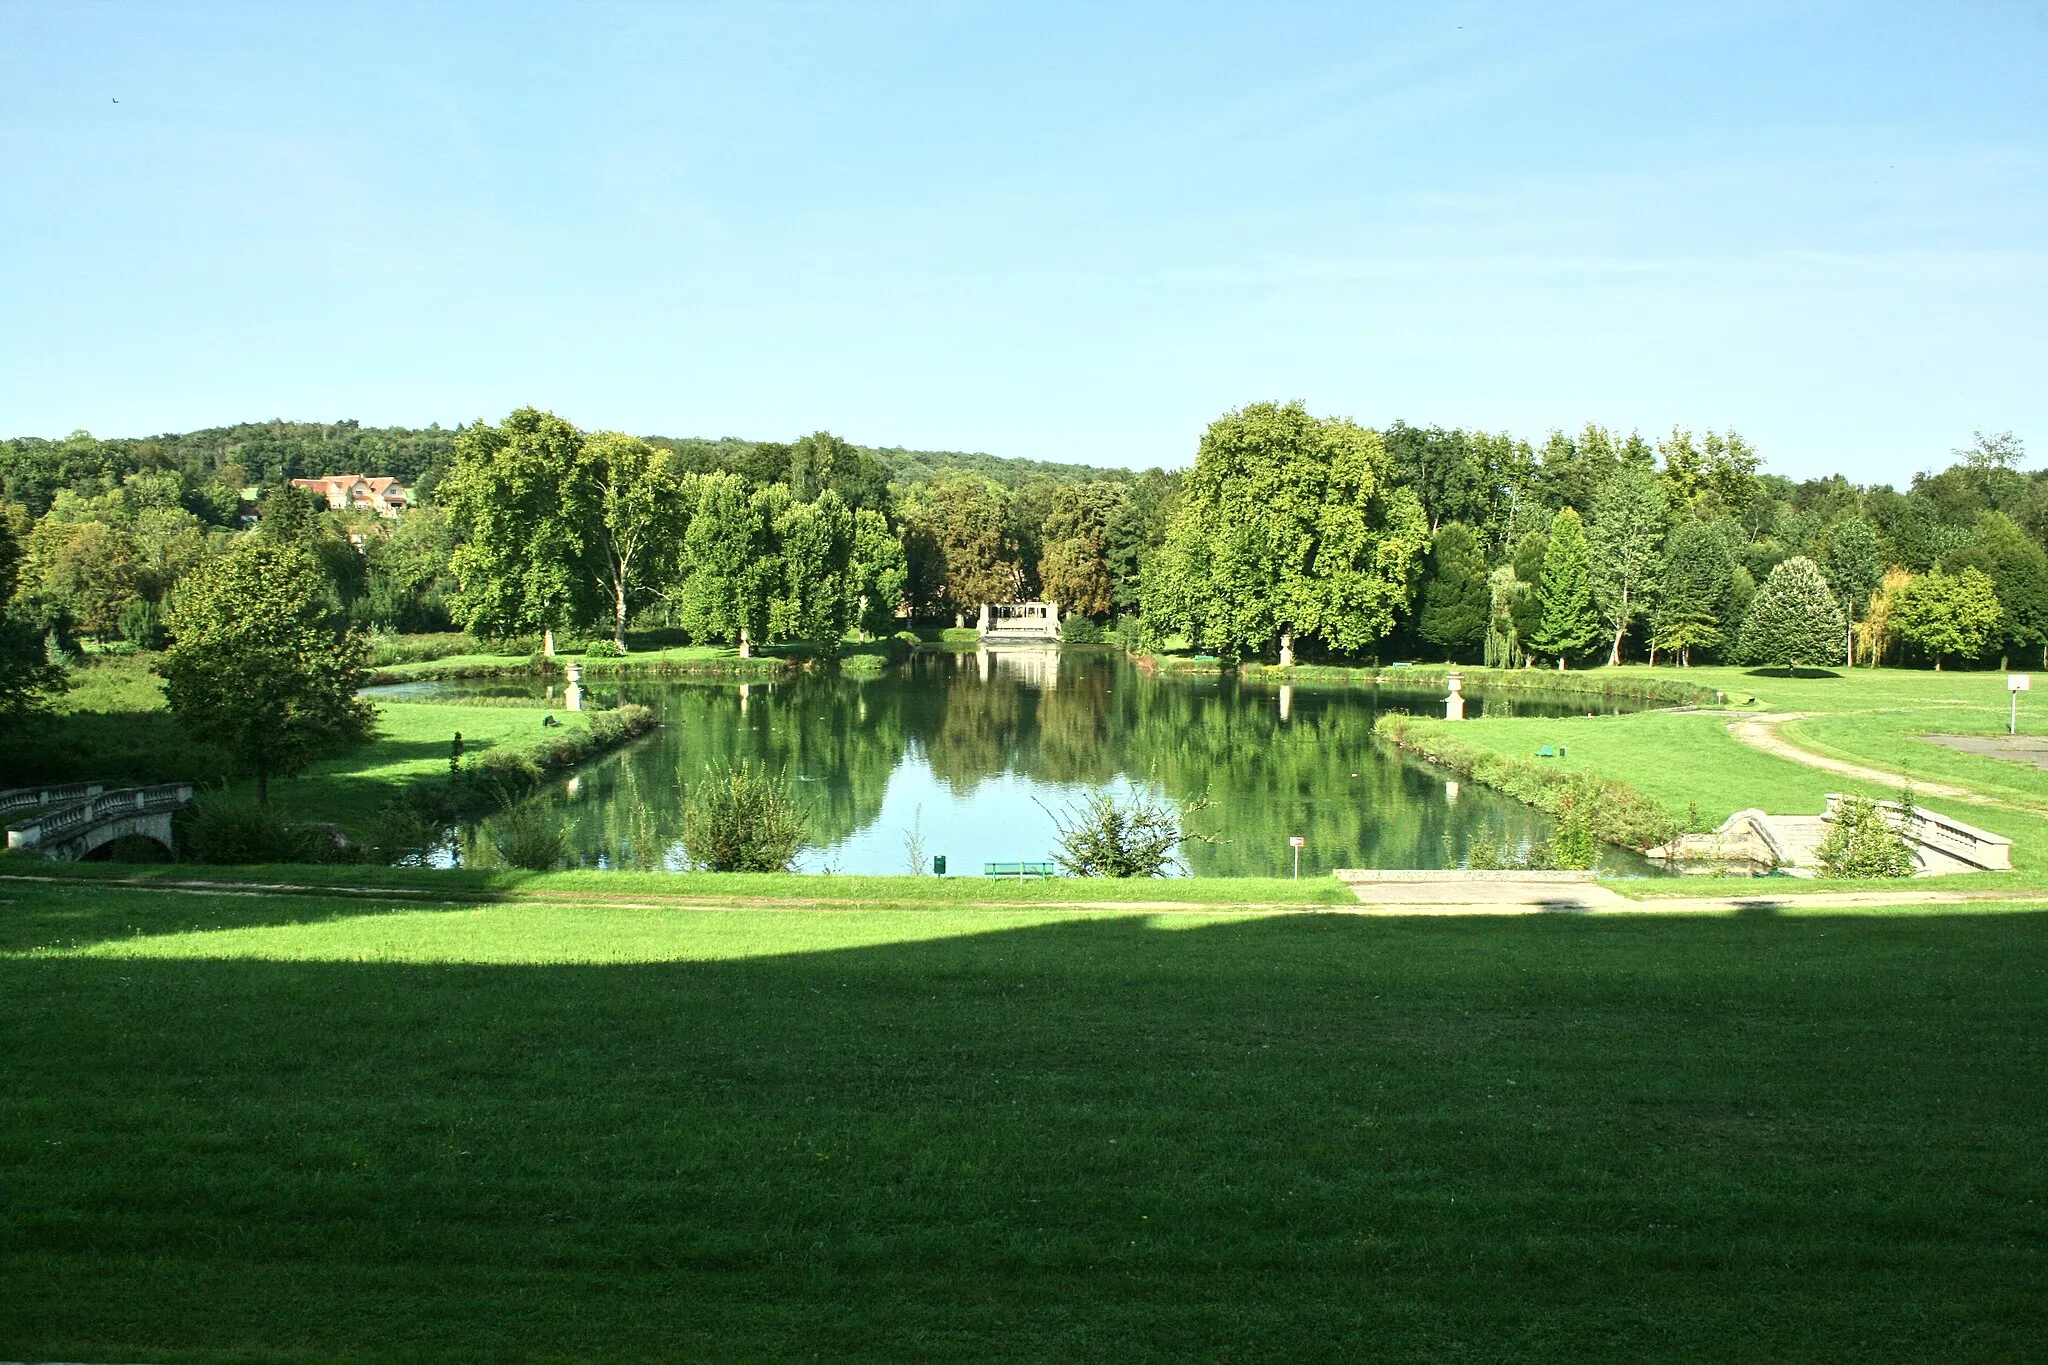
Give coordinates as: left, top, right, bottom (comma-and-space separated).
1742, 666, 1844, 680
3, 907, 2046, 1359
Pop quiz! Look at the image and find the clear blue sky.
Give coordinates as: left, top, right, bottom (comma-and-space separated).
2, 2, 2042, 484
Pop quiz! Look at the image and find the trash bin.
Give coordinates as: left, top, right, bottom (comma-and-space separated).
933, 855, 947, 876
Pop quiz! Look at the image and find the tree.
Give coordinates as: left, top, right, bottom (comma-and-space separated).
582, 431, 688, 649
1737, 556, 1847, 674
1038, 482, 1126, 617
0, 511, 67, 718
442, 408, 597, 655
1146, 402, 1427, 663
1589, 465, 1668, 664
365, 505, 458, 633
786, 430, 886, 510
21, 519, 140, 640
1418, 522, 1489, 660
767, 489, 853, 654
159, 542, 374, 804
848, 508, 909, 639
1652, 522, 1735, 665
1893, 566, 2001, 670
1823, 517, 1883, 665
902, 474, 1019, 624
678, 472, 772, 656
1948, 511, 2048, 667
1532, 508, 1599, 666
1482, 565, 1531, 668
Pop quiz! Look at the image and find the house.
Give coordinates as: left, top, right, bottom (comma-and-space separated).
289, 474, 411, 518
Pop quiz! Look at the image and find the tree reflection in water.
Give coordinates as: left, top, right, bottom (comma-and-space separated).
442, 653, 1654, 877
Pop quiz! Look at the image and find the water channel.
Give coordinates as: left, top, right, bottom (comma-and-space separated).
380, 649, 1659, 878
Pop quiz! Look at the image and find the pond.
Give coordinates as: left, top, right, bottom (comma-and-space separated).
380, 650, 1661, 878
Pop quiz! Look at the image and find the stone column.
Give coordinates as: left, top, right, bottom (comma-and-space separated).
1444, 669, 1465, 722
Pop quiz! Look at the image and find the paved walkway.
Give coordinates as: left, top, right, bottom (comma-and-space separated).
1725, 712, 1981, 801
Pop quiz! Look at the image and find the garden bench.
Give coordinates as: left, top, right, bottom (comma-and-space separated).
984, 861, 1057, 880
1534, 745, 1567, 758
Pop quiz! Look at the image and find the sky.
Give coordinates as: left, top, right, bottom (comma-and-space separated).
1, 2, 2043, 484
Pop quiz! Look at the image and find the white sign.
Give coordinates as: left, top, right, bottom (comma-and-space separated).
2011, 675, 2032, 692
1289, 836, 1306, 848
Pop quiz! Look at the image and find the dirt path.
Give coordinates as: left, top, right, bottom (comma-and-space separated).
1725, 712, 1985, 802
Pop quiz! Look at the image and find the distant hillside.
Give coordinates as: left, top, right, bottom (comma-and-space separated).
1, 419, 1128, 513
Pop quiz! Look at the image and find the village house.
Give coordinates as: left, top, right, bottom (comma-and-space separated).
289, 474, 411, 518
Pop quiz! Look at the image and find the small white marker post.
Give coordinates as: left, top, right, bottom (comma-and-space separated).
1289, 835, 1306, 880
2010, 674, 2031, 735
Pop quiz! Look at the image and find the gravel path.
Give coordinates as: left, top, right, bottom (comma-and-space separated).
1724, 711, 1982, 802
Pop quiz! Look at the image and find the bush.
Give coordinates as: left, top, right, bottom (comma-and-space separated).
885, 630, 921, 664
1059, 615, 1106, 644
364, 632, 484, 667
1045, 791, 1202, 877
681, 761, 809, 872
485, 804, 568, 871
1112, 614, 1150, 654
583, 639, 625, 658
178, 795, 351, 864
119, 599, 167, 650
1815, 796, 1916, 878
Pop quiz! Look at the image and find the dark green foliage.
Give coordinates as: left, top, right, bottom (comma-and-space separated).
159, 543, 374, 803
118, 597, 166, 650
1813, 796, 1916, 878
1058, 614, 1107, 644
1823, 517, 1883, 625
1737, 556, 1847, 672
177, 795, 353, 864
681, 762, 809, 872
484, 804, 568, 871
1948, 511, 2048, 661
1418, 522, 1489, 659
1046, 791, 1197, 877
1532, 508, 1600, 662
1652, 522, 1735, 663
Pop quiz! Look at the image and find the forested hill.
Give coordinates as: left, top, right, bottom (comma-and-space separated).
0, 419, 1124, 514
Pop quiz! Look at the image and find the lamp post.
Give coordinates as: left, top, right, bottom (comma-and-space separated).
2009, 674, 2030, 735
1289, 835, 1305, 880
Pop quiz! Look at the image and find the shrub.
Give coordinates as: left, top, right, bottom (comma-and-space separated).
1059, 615, 1106, 644
178, 795, 350, 864
584, 639, 625, 658
681, 762, 809, 872
1112, 614, 1151, 654
884, 630, 921, 665
1815, 796, 1916, 878
119, 599, 167, 650
485, 804, 568, 871
1045, 791, 1203, 877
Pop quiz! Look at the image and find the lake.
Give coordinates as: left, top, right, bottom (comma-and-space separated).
381, 650, 1658, 877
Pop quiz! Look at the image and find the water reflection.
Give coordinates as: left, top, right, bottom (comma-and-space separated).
397, 653, 1655, 877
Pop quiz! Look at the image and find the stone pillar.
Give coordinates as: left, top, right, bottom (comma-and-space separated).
1444, 669, 1465, 722
978, 602, 991, 632
1279, 630, 1295, 667
1048, 601, 1060, 629
564, 661, 585, 712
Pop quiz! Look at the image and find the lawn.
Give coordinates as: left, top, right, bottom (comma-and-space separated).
1, 880, 2042, 1361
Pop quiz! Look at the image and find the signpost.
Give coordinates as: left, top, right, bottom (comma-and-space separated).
1289, 835, 1306, 880
2010, 674, 2031, 735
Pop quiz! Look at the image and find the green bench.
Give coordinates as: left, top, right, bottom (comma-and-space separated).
984, 861, 1057, 880
1534, 745, 1568, 758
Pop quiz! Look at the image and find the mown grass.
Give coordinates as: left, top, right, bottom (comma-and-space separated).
1, 881, 2042, 1361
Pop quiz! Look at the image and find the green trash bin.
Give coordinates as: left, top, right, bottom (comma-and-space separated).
933, 855, 947, 876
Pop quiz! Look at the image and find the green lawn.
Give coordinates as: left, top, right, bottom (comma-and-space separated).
1, 881, 2042, 1361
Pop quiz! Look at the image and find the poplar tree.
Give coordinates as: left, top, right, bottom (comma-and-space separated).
848, 508, 909, 639
1532, 507, 1599, 666
1823, 518, 1883, 665
1418, 521, 1489, 660
1737, 556, 1846, 674
1589, 465, 1669, 665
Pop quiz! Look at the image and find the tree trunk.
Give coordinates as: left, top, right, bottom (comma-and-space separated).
739, 627, 752, 660
613, 560, 630, 649
1278, 630, 1295, 667
256, 769, 270, 807
543, 627, 556, 657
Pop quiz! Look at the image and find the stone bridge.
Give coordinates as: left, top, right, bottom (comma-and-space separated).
4, 782, 196, 861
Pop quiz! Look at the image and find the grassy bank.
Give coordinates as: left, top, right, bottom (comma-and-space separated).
2, 880, 2042, 1360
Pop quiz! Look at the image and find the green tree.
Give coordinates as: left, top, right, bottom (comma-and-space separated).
159, 542, 374, 804
442, 409, 596, 655
583, 431, 689, 649
1651, 522, 1734, 665
21, 518, 140, 640
768, 489, 854, 654
678, 472, 773, 656
902, 473, 1020, 624
365, 505, 458, 633
0, 511, 67, 718
1737, 555, 1847, 674
848, 508, 909, 639
1532, 508, 1599, 666
1418, 522, 1489, 660
1894, 566, 2002, 670
1948, 511, 2048, 667
1589, 465, 1669, 664
1823, 517, 1883, 666
1147, 402, 1427, 663
1038, 481, 1126, 618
